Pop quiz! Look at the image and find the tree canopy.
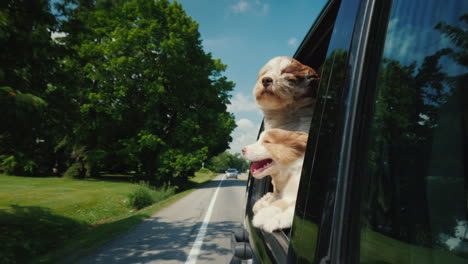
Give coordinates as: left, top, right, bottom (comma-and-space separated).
207, 152, 249, 173
0, 0, 236, 185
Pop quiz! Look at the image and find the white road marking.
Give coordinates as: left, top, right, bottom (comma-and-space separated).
185, 175, 225, 264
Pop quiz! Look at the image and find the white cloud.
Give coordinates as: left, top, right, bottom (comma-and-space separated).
227, 92, 261, 115
231, 0, 250, 13
228, 118, 261, 154
226, 92, 263, 154
236, 118, 255, 130
229, 0, 269, 16
383, 18, 453, 66
288, 37, 298, 47
258, 2, 269, 16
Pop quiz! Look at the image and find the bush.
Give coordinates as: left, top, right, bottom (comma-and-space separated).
127, 183, 154, 209
0, 154, 38, 176
151, 184, 176, 203
127, 182, 175, 209
63, 163, 85, 179
197, 168, 212, 174
0, 155, 17, 174
22, 160, 37, 175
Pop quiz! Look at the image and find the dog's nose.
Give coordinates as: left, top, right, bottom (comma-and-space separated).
242, 147, 247, 155
262, 77, 273, 88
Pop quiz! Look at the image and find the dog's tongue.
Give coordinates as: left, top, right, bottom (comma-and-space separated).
250, 159, 273, 175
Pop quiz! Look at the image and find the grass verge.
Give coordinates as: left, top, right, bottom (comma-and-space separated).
0, 170, 218, 263
43, 188, 200, 263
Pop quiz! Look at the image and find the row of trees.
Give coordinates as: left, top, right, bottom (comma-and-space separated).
206, 152, 249, 173
0, 0, 237, 185
306, 13, 466, 249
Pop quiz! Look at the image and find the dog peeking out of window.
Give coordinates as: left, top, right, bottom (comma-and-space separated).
242, 129, 308, 233
254, 56, 319, 133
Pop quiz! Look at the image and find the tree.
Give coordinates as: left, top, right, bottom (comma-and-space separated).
435, 14, 468, 68
361, 14, 468, 244
57, 0, 236, 182
0, 0, 67, 175
207, 152, 249, 173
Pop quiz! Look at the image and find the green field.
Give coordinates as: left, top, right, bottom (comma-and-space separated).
0, 170, 217, 263
360, 228, 468, 264
288, 218, 467, 263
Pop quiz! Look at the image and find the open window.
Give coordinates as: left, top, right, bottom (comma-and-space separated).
244, 0, 345, 262
289, 0, 390, 262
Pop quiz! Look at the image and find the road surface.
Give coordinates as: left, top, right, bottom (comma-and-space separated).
78, 173, 248, 264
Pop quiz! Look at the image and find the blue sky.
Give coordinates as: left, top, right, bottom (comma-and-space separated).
176, 0, 328, 153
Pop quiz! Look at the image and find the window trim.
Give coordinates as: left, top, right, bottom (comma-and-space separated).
243, 1, 344, 263
294, 0, 340, 68
325, 0, 393, 263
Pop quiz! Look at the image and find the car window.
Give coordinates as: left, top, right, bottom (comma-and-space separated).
288, 0, 362, 262
358, 0, 468, 263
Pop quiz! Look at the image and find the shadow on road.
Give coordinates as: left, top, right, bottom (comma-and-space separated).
80, 217, 241, 263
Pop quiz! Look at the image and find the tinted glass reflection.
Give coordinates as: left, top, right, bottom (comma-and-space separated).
359, 0, 468, 263
289, 0, 360, 262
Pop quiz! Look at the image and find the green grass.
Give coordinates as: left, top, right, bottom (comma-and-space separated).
287, 218, 467, 263
289, 216, 318, 263
360, 228, 468, 264
192, 168, 217, 184
0, 175, 138, 223
0, 170, 218, 263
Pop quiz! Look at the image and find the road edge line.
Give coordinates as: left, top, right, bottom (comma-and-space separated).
185, 175, 224, 264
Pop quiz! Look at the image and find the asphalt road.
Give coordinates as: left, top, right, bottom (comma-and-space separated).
78, 173, 248, 264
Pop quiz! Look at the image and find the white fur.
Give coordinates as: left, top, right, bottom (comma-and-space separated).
255, 205, 296, 233
254, 56, 317, 132
243, 130, 305, 232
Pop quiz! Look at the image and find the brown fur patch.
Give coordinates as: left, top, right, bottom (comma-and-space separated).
281, 58, 319, 81
282, 58, 320, 99
262, 129, 308, 164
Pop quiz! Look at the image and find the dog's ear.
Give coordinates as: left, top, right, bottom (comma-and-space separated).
287, 131, 309, 153
265, 129, 309, 164
305, 67, 320, 81
304, 67, 320, 99
282, 59, 320, 99
281, 58, 312, 80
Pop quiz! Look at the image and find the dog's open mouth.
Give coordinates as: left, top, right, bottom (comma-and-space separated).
250, 159, 274, 175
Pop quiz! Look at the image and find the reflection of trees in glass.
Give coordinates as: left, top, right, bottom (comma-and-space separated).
435, 14, 468, 68
363, 13, 467, 251
300, 49, 348, 222
292, 48, 350, 263
313, 48, 347, 136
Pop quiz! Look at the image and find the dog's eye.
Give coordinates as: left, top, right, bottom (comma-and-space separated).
263, 140, 271, 144
285, 76, 297, 83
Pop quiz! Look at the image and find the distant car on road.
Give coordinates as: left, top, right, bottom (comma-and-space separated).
225, 168, 239, 179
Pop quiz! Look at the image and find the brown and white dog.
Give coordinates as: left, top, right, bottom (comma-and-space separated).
242, 128, 308, 233
254, 56, 320, 132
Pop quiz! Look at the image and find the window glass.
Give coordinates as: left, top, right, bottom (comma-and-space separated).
359, 0, 468, 263
289, 0, 361, 262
